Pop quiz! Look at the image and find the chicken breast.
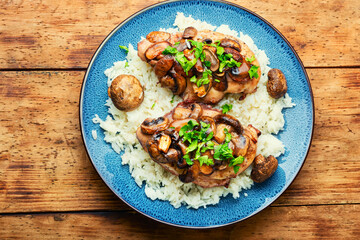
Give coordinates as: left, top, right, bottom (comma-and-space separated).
136, 102, 261, 188
137, 27, 261, 104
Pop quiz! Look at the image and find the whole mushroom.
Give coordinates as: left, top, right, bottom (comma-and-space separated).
108, 74, 144, 112
251, 154, 278, 183
267, 69, 288, 99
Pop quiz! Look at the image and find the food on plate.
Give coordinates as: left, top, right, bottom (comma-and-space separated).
94, 13, 295, 209
267, 69, 288, 99
136, 102, 266, 188
108, 74, 144, 111
251, 154, 278, 183
137, 27, 261, 104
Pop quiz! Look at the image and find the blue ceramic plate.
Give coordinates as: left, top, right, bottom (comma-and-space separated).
80, 0, 314, 228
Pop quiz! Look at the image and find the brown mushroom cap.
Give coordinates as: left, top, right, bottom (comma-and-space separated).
212, 72, 228, 91
108, 75, 144, 112
251, 154, 278, 183
182, 27, 198, 39
146, 31, 171, 43
145, 41, 171, 61
223, 47, 243, 62
267, 69, 288, 99
214, 114, 243, 134
203, 49, 219, 72
154, 55, 174, 78
220, 38, 241, 52
228, 60, 251, 82
141, 117, 169, 135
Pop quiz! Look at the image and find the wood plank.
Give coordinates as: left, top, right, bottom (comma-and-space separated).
0, 205, 359, 239
0, 68, 359, 213
0, 0, 359, 69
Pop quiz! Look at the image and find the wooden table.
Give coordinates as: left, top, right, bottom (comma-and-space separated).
1, 0, 359, 238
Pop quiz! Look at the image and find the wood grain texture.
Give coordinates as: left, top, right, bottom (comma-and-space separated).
0, 0, 359, 69
0, 68, 359, 213
0, 205, 359, 239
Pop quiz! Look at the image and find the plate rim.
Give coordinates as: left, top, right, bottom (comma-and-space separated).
79, 0, 315, 229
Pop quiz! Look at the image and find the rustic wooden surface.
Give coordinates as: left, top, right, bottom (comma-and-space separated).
0, 0, 359, 239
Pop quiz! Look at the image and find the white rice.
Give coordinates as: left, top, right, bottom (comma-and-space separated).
92, 130, 97, 140
93, 12, 294, 209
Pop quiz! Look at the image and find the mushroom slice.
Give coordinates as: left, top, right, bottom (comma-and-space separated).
212, 72, 228, 91
145, 41, 170, 61
220, 38, 241, 52
160, 75, 176, 91
179, 160, 200, 183
147, 140, 167, 163
214, 114, 243, 134
193, 75, 213, 98
214, 123, 233, 143
188, 103, 203, 119
182, 27, 198, 39
141, 117, 169, 135
202, 38, 212, 44
228, 60, 251, 82
199, 116, 216, 135
231, 132, 249, 157
175, 39, 189, 52
165, 148, 180, 163
203, 49, 219, 72
146, 31, 171, 43
195, 59, 204, 73
223, 47, 243, 62
172, 61, 188, 78
169, 118, 197, 132
154, 55, 174, 78
173, 103, 203, 120
251, 154, 278, 183
200, 164, 214, 175
169, 69, 187, 95
172, 106, 192, 120
199, 150, 215, 175
158, 134, 171, 153
164, 128, 179, 142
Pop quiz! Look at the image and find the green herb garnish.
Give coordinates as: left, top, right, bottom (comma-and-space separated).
248, 65, 259, 79
124, 62, 129, 67
119, 45, 129, 53
162, 46, 178, 55
212, 128, 244, 173
246, 55, 256, 63
170, 95, 175, 103
198, 155, 214, 166
221, 104, 233, 114
151, 102, 156, 109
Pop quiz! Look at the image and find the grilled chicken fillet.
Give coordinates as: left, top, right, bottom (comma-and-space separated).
136, 102, 261, 188
137, 27, 261, 104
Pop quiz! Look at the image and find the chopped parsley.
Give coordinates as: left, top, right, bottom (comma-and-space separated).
170, 95, 175, 103
119, 45, 129, 53
190, 69, 212, 87
213, 129, 244, 173
162, 40, 242, 86
246, 55, 256, 63
248, 65, 259, 79
178, 120, 215, 166
178, 120, 244, 172
162, 46, 178, 55
221, 104, 233, 114
124, 62, 129, 67
151, 102, 156, 109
